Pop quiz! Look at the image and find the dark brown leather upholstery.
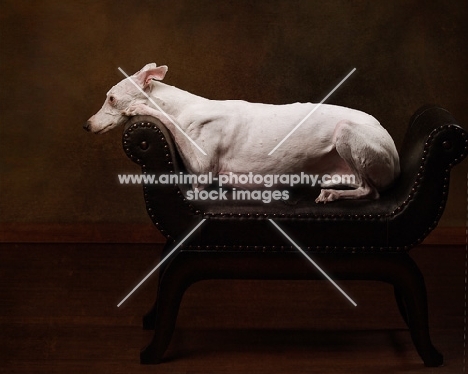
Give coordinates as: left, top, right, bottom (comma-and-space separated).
123, 105, 467, 252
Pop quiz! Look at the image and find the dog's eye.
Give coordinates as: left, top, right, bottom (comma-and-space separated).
109, 96, 115, 104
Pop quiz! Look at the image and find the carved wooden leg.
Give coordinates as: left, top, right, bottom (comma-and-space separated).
142, 242, 175, 330
142, 295, 157, 330
393, 287, 409, 327
140, 252, 194, 364
391, 256, 443, 367
319, 253, 442, 367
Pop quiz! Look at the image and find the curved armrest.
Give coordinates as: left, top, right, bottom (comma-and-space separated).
123, 116, 200, 241
388, 105, 468, 246
399, 105, 467, 183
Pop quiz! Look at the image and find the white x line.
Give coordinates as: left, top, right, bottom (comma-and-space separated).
116, 66, 358, 308
269, 219, 357, 307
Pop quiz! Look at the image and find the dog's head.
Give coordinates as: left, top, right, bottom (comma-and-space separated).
84, 63, 168, 134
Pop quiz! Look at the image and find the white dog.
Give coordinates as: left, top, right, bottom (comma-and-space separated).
85, 63, 400, 203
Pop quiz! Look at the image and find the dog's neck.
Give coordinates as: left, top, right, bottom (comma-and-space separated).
147, 81, 207, 119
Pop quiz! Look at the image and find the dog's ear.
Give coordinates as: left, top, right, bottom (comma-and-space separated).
134, 64, 168, 88
139, 63, 158, 72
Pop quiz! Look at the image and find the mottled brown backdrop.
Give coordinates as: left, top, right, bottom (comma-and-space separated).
1, 0, 467, 227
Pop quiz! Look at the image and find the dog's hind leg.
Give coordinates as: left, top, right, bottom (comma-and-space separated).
315, 179, 378, 203
315, 120, 398, 203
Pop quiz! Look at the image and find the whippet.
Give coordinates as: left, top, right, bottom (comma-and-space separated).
85, 63, 400, 202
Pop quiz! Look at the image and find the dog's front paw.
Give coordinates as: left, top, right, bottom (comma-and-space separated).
123, 103, 153, 117
315, 189, 339, 203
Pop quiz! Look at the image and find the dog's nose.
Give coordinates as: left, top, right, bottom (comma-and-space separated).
83, 121, 91, 132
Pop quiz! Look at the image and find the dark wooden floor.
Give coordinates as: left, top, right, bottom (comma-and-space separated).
0, 243, 465, 373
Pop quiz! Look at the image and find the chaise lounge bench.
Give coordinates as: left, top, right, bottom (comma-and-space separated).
122, 105, 467, 366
